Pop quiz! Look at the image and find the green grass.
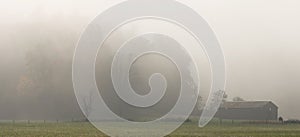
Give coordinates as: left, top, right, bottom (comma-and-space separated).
1, 121, 300, 137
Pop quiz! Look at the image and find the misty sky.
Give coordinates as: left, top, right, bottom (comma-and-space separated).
1, 0, 300, 119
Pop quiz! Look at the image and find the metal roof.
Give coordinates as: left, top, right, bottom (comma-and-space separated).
220, 101, 278, 109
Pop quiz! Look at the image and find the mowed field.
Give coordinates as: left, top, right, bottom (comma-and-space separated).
1, 121, 300, 137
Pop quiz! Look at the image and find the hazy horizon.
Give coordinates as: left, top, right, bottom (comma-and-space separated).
1, 0, 300, 120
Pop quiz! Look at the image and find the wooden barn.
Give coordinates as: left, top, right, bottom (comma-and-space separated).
215, 101, 278, 121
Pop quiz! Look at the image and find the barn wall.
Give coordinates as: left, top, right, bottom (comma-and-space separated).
263, 104, 278, 120
215, 106, 278, 120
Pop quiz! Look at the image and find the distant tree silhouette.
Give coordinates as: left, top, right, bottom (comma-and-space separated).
279, 116, 284, 124
232, 96, 245, 102
82, 91, 94, 121
222, 92, 228, 103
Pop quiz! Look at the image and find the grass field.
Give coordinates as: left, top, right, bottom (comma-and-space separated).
1, 121, 300, 137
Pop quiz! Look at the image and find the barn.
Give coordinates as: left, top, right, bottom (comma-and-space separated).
214, 101, 278, 121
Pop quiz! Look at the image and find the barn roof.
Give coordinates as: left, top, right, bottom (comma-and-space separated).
220, 101, 278, 109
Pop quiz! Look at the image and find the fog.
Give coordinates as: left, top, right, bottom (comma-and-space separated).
0, 0, 300, 120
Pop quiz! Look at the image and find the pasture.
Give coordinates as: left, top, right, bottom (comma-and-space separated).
1, 120, 300, 137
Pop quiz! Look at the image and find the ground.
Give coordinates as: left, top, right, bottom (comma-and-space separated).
1, 121, 300, 137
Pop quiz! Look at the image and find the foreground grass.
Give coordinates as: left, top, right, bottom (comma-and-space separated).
1, 121, 300, 137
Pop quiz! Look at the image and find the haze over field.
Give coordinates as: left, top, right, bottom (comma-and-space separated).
0, 0, 300, 120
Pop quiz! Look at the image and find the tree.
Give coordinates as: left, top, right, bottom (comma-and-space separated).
232, 96, 245, 102
82, 91, 94, 121
279, 116, 284, 124
196, 95, 205, 111
19, 17, 83, 119
222, 92, 228, 103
